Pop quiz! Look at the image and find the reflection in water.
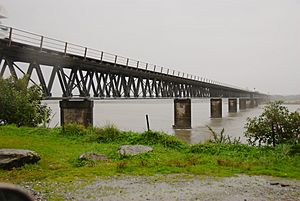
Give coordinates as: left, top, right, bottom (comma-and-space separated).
45, 99, 300, 144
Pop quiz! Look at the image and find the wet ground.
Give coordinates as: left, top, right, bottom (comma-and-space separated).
24, 174, 300, 201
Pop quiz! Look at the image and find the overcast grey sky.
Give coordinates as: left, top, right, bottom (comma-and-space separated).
1, 0, 299, 95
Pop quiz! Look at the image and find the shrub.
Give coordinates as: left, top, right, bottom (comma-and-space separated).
0, 76, 51, 127
244, 101, 300, 146
61, 123, 87, 136
92, 125, 124, 143
137, 131, 188, 150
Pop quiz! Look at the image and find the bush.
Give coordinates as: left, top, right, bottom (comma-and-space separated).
244, 101, 300, 146
0, 76, 51, 127
137, 131, 188, 150
92, 125, 124, 143
61, 123, 87, 137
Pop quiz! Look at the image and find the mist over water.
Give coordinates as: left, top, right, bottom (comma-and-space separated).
46, 99, 300, 144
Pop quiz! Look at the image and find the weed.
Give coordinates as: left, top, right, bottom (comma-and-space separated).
116, 161, 128, 172
61, 123, 87, 137
137, 131, 188, 150
167, 160, 187, 168
92, 125, 123, 143
71, 158, 95, 167
217, 159, 252, 170
207, 126, 241, 144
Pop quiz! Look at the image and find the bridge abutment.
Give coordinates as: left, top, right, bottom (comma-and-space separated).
228, 98, 237, 113
60, 100, 94, 127
239, 99, 247, 110
173, 99, 191, 129
210, 98, 222, 118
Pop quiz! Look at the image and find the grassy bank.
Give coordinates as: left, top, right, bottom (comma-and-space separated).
0, 125, 300, 186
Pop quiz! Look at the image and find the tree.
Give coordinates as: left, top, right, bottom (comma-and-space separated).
0, 76, 51, 127
244, 101, 300, 146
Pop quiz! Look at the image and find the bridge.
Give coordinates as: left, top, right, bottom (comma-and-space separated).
0, 25, 268, 129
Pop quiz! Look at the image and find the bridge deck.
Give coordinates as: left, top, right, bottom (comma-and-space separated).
0, 26, 266, 100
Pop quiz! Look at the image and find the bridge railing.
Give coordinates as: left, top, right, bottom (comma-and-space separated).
1, 25, 250, 92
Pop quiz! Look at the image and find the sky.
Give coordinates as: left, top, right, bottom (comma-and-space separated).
0, 0, 299, 95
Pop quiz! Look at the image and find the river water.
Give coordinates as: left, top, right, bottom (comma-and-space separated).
45, 99, 300, 144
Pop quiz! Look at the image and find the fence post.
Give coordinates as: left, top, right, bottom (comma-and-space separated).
154, 65, 156, 71
145, 63, 148, 70
126, 58, 129, 66
136, 61, 139, 68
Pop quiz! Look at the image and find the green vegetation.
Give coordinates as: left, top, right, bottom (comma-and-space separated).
245, 101, 300, 146
0, 76, 51, 127
0, 124, 299, 190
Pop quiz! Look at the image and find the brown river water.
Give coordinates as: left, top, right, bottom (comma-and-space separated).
45, 99, 300, 144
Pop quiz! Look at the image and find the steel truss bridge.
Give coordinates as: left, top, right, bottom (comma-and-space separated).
0, 26, 267, 100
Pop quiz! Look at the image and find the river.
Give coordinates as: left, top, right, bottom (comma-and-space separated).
45, 99, 300, 144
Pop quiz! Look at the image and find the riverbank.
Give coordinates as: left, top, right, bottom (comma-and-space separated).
0, 125, 300, 200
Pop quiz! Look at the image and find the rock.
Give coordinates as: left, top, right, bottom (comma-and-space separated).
79, 153, 108, 161
0, 149, 40, 170
118, 145, 153, 156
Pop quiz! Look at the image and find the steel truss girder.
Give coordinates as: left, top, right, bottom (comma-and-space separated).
0, 57, 252, 100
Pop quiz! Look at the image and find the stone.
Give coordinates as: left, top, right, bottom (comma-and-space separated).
118, 145, 153, 156
0, 149, 41, 170
79, 153, 108, 161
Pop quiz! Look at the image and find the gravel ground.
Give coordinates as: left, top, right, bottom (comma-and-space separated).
22, 174, 300, 201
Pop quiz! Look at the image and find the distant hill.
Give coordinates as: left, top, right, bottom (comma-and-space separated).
270, 94, 300, 104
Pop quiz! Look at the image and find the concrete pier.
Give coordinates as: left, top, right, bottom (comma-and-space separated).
60, 99, 94, 127
239, 99, 247, 110
247, 99, 255, 108
173, 99, 191, 129
210, 98, 222, 118
228, 98, 237, 113
254, 99, 259, 107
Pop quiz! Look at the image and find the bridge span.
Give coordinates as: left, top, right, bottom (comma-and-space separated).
0, 26, 268, 129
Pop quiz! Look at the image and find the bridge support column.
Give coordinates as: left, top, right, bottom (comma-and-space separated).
228, 98, 237, 113
210, 98, 222, 118
60, 100, 94, 127
173, 99, 191, 129
254, 99, 259, 107
247, 99, 255, 108
239, 99, 247, 110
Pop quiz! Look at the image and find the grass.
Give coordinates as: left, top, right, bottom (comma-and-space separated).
0, 124, 300, 188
